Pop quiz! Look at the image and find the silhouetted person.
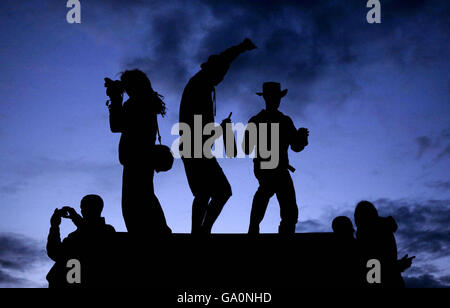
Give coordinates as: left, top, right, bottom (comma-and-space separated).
179, 38, 257, 234
354, 200, 414, 288
46, 194, 115, 287
106, 69, 171, 235
243, 82, 309, 234
332, 216, 363, 287
332, 216, 355, 240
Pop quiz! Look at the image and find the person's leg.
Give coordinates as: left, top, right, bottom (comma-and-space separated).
148, 169, 172, 234
275, 171, 299, 234
122, 165, 142, 233
191, 195, 209, 234
202, 191, 231, 234
201, 159, 232, 234
182, 158, 211, 234
149, 195, 172, 234
248, 181, 274, 234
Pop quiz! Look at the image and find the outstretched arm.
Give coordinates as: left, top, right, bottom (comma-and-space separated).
203, 38, 257, 85
219, 38, 257, 65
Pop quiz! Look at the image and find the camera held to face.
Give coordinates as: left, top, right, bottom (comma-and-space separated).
104, 77, 124, 98
55, 208, 70, 219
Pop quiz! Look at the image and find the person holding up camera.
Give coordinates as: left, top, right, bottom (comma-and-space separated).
105, 69, 172, 235
46, 194, 115, 287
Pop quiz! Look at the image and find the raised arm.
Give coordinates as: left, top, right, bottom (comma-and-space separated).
46, 209, 62, 262
202, 38, 257, 84
108, 101, 124, 133
105, 78, 124, 133
219, 38, 257, 65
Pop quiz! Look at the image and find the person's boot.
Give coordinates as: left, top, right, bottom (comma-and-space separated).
278, 223, 296, 235
248, 224, 260, 235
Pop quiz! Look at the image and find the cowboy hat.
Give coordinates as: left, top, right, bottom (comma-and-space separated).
256, 82, 288, 98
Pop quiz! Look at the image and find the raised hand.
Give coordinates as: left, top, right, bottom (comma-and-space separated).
398, 254, 415, 272
242, 38, 257, 51
298, 127, 309, 137
61, 206, 78, 220
104, 77, 123, 99
297, 127, 309, 148
221, 112, 233, 126
50, 209, 62, 228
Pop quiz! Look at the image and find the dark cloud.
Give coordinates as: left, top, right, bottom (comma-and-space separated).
0, 233, 46, 270
362, 198, 450, 288
416, 136, 432, 158
415, 128, 450, 162
112, 0, 449, 120
0, 233, 49, 287
373, 198, 450, 258
404, 274, 450, 288
426, 180, 450, 191
295, 219, 326, 233
436, 145, 450, 162
0, 156, 120, 197
0, 269, 26, 285
0, 180, 27, 196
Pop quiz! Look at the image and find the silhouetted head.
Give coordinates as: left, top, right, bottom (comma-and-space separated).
354, 200, 379, 229
256, 82, 288, 112
332, 216, 355, 239
120, 69, 166, 116
201, 55, 230, 86
80, 194, 104, 221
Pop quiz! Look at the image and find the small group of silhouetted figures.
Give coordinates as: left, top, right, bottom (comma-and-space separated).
332, 201, 414, 288
104, 38, 306, 236
46, 38, 414, 288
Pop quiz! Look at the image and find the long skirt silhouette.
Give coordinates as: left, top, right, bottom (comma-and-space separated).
122, 164, 171, 235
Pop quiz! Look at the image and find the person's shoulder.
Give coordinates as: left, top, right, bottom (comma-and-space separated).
63, 229, 80, 243
182, 71, 206, 98
280, 112, 296, 127
379, 216, 398, 233
249, 110, 265, 123
186, 71, 203, 86
278, 110, 292, 121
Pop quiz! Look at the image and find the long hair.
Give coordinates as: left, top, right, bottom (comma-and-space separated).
120, 69, 167, 116
354, 200, 379, 229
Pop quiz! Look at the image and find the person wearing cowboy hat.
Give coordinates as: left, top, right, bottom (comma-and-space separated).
243, 82, 309, 234
179, 38, 257, 235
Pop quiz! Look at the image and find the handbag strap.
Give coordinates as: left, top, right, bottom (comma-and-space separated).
156, 114, 162, 145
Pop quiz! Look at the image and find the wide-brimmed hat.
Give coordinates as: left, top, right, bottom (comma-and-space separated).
256, 82, 288, 98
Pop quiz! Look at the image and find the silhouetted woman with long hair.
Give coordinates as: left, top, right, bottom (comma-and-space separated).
106, 69, 171, 235
354, 201, 413, 288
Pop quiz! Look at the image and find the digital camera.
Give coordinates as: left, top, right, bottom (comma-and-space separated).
104, 77, 124, 95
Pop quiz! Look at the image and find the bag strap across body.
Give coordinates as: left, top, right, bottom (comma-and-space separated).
156, 115, 162, 145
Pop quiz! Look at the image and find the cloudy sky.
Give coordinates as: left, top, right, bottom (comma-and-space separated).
0, 0, 448, 287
